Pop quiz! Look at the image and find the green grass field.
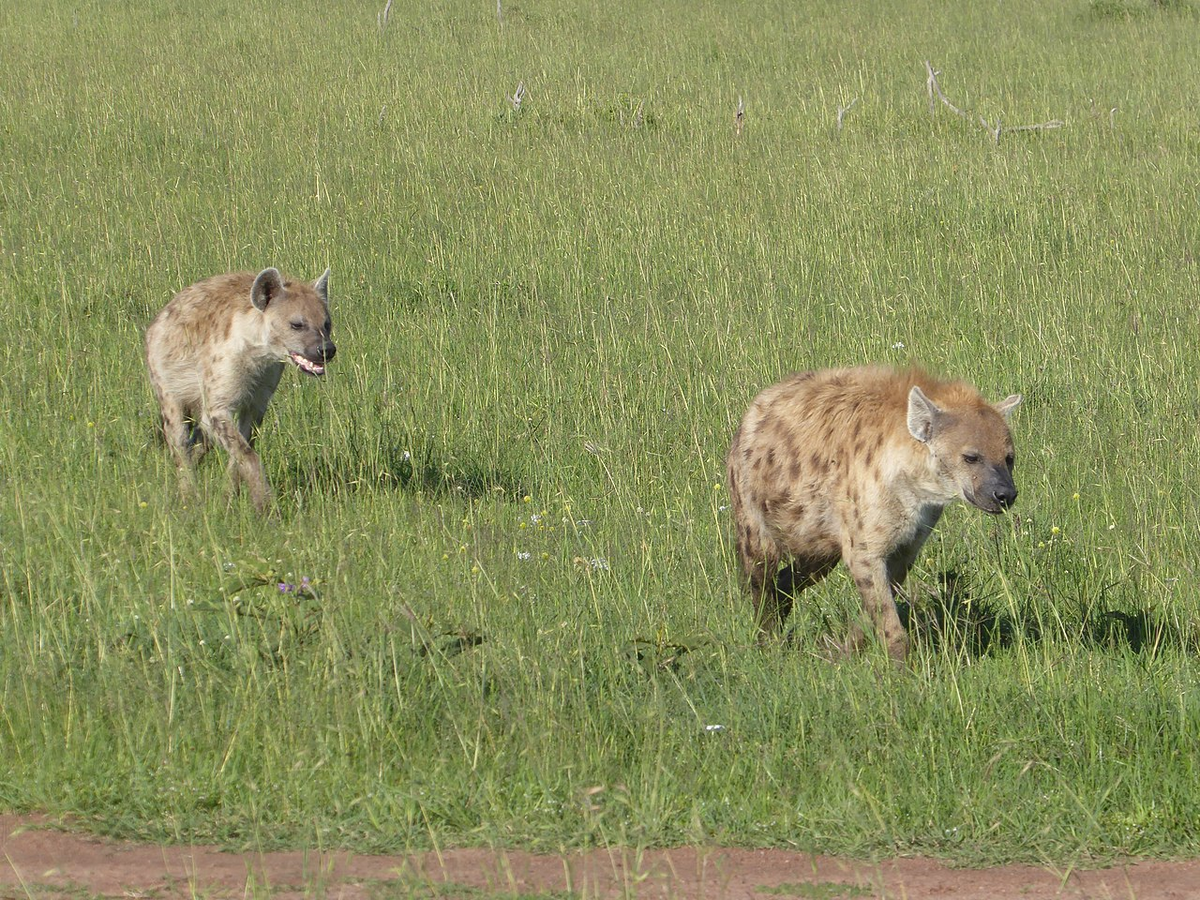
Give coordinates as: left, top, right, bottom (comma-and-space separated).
2, 0, 1200, 867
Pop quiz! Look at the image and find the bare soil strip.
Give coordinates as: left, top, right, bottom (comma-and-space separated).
3, 814, 1198, 899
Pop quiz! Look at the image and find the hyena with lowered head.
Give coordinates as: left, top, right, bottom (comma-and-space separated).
145, 267, 335, 512
727, 366, 1021, 661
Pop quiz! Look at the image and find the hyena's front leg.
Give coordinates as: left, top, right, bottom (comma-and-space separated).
203, 410, 272, 513
844, 551, 909, 662
875, 517, 941, 652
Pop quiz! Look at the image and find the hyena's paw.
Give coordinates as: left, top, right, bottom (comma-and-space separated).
224, 480, 275, 516
885, 632, 911, 666
247, 478, 276, 517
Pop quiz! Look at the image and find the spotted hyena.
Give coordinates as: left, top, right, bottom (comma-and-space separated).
727, 366, 1021, 661
145, 267, 335, 512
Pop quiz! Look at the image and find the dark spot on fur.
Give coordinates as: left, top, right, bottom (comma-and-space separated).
863, 447, 874, 467
765, 448, 776, 468
855, 575, 874, 590
789, 460, 801, 480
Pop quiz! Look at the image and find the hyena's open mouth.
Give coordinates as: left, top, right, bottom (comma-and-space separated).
289, 352, 326, 377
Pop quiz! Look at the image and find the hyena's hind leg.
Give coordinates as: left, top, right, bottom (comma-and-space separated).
735, 521, 794, 639
774, 555, 840, 645
185, 414, 211, 464
156, 395, 204, 497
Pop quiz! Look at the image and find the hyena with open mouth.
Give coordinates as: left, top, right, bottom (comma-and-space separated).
145, 267, 335, 512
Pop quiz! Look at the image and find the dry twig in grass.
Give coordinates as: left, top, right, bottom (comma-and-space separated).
509, 81, 526, 112
837, 97, 859, 131
924, 60, 1064, 144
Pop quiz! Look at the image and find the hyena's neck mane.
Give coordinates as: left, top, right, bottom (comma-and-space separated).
900, 368, 990, 413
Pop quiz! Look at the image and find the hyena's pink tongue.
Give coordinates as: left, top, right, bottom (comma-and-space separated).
289, 352, 325, 376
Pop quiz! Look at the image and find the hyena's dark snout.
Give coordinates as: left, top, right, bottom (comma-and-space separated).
318, 339, 336, 363
993, 482, 1017, 509
969, 467, 1018, 513
988, 470, 1018, 510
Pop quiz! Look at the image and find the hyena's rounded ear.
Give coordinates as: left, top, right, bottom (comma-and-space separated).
994, 394, 1022, 420
314, 268, 330, 304
907, 385, 941, 443
251, 267, 285, 312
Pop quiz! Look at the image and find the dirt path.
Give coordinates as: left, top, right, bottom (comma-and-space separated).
3, 814, 1199, 900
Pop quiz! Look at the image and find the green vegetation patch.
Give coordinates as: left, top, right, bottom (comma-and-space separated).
757, 884, 871, 900
365, 880, 577, 900
3, 0, 1200, 870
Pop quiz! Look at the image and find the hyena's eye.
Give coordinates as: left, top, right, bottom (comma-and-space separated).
290, 320, 306, 331
962, 452, 981, 465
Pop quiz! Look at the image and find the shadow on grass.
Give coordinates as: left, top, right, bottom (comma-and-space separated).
896, 569, 1199, 657
898, 570, 1032, 657
1086, 0, 1194, 22
625, 635, 707, 674
276, 437, 528, 502
112, 569, 325, 671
